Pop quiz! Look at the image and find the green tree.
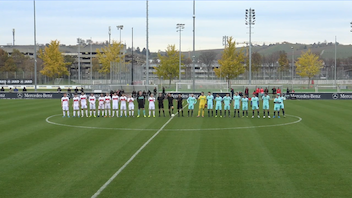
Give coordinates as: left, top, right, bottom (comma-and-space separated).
214, 37, 245, 87
96, 41, 125, 74
0, 49, 16, 72
92, 57, 101, 72
296, 49, 323, 86
38, 40, 69, 78
278, 51, 289, 72
154, 45, 183, 85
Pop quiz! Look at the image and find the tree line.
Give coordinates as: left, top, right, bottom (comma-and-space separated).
1, 38, 352, 86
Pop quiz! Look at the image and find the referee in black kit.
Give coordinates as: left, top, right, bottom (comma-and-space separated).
167, 93, 174, 117
177, 94, 184, 117
137, 91, 146, 117
157, 93, 165, 117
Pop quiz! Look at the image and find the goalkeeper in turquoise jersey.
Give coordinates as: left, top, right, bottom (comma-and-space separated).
206, 92, 214, 117
251, 94, 260, 118
223, 93, 232, 117
262, 93, 271, 119
273, 94, 281, 118
279, 93, 286, 118
214, 94, 223, 117
241, 95, 249, 117
187, 94, 197, 117
233, 92, 241, 117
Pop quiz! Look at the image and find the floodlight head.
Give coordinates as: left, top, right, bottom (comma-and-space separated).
116, 25, 124, 30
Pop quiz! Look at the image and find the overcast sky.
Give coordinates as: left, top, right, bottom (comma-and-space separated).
0, 0, 351, 52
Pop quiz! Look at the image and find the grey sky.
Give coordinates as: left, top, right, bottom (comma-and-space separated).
1, 1, 351, 52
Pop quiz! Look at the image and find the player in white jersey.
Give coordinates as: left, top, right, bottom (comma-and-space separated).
111, 92, 119, 117
104, 93, 112, 117
148, 94, 156, 117
98, 94, 105, 117
72, 93, 81, 117
127, 95, 135, 117
80, 92, 88, 117
119, 94, 128, 117
88, 93, 96, 117
61, 93, 70, 117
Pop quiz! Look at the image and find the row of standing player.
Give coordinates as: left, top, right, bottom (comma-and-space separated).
61, 92, 135, 118
182, 92, 286, 118
60, 91, 286, 118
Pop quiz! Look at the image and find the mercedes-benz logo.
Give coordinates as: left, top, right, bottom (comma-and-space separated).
332, 93, 338, 99
17, 93, 23, 98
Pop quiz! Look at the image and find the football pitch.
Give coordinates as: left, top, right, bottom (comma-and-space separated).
1, 99, 352, 198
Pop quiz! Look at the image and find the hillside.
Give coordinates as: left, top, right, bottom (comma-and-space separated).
177, 43, 352, 60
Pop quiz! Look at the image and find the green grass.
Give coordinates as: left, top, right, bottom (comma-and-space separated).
1, 99, 352, 198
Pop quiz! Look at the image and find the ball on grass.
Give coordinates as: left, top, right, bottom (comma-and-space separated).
171, 114, 175, 117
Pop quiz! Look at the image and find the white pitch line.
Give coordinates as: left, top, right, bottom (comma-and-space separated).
46, 114, 302, 132
45, 115, 158, 131
163, 114, 303, 131
90, 105, 187, 198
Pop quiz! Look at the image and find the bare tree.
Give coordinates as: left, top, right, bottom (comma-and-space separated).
199, 51, 217, 78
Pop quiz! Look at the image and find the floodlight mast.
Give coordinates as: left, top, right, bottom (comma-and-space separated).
176, 24, 185, 84
146, 0, 149, 86
245, 8, 255, 85
222, 36, 228, 82
33, 0, 37, 91
192, 0, 195, 92
77, 38, 83, 84
87, 38, 93, 81
116, 25, 123, 43
291, 46, 294, 90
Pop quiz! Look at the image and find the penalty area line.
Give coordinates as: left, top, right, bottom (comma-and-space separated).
91, 105, 187, 198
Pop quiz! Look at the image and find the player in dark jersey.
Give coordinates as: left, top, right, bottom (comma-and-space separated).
167, 93, 174, 117
177, 94, 184, 117
157, 93, 165, 117
137, 91, 146, 117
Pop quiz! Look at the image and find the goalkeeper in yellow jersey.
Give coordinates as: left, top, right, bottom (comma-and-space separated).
197, 92, 207, 117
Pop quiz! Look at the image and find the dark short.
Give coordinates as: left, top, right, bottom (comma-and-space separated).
158, 103, 164, 109
168, 104, 173, 109
138, 103, 144, 109
177, 104, 182, 109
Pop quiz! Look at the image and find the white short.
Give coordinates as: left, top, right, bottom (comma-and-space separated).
149, 104, 155, 110
129, 104, 134, 110
98, 104, 105, 110
81, 104, 87, 109
62, 106, 69, 111
105, 103, 111, 109
90, 103, 96, 110
112, 104, 119, 110
121, 104, 127, 110
73, 105, 80, 110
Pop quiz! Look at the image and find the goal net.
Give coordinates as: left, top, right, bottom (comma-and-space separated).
175, 82, 229, 92
314, 85, 339, 93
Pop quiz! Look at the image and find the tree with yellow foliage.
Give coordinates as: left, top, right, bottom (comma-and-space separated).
154, 45, 183, 85
38, 40, 69, 78
96, 41, 125, 74
214, 37, 245, 86
296, 50, 323, 87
